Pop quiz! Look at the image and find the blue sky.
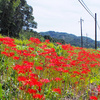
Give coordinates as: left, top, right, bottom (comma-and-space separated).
26, 0, 100, 40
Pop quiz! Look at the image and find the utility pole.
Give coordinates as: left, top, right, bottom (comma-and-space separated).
80, 18, 84, 48
95, 13, 97, 49
78, 0, 99, 50
86, 33, 88, 47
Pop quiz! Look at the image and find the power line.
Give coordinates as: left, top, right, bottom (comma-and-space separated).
78, 0, 95, 19
80, 0, 95, 18
78, 0, 100, 30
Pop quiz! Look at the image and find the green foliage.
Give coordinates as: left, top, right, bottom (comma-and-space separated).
0, 0, 37, 37
16, 45, 28, 50
54, 45, 62, 56
0, 83, 2, 99
14, 38, 30, 45
43, 35, 66, 44
13, 0, 20, 11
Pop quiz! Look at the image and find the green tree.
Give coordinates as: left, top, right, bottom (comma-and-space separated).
0, 0, 37, 37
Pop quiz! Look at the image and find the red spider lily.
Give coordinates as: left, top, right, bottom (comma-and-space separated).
23, 53, 31, 56
11, 47, 17, 51
16, 50, 22, 55
25, 78, 38, 87
13, 64, 32, 74
70, 60, 77, 66
89, 96, 98, 100
62, 44, 71, 50
80, 77, 85, 80
29, 37, 41, 44
27, 89, 37, 94
30, 54, 36, 57
45, 39, 49, 43
35, 81, 43, 87
44, 48, 55, 53
3, 41, 16, 47
55, 77, 62, 82
73, 71, 80, 75
62, 64, 71, 67
36, 66, 43, 70
48, 63, 55, 67
40, 79, 50, 83
26, 77, 42, 87
13, 56, 19, 60
55, 67, 64, 72
8, 52, 15, 57
1, 51, 8, 55
17, 76, 28, 82
81, 70, 88, 74
28, 47, 34, 51
33, 94, 44, 99
29, 73, 38, 79
1, 37, 16, 47
62, 70, 69, 73
1, 51, 15, 57
52, 88, 61, 94
23, 61, 34, 66
90, 63, 98, 68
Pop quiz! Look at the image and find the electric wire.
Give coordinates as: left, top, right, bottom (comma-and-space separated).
78, 0, 94, 19
80, 0, 95, 18
78, 0, 100, 30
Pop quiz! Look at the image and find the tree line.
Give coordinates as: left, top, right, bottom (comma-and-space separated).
0, 0, 37, 37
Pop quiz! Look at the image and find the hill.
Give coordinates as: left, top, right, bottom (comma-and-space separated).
40, 31, 100, 48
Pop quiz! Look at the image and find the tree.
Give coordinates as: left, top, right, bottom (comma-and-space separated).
0, 0, 37, 37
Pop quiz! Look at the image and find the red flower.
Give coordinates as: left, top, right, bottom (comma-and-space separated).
9, 52, 15, 57
73, 71, 80, 75
13, 56, 19, 60
81, 70, 88, 74
89, 96, 98, 100
45, 39, 49, 43
17, 76, 27, 82
27, 89, 37, 94
36, 66, 43, 70
62, 70, 69, 73
29, 37, 41, 44
55, 77, 62, 82
29, 47, 34, 51
52, 88, 61, 94
33, 94, 44, 99
40, 79, 50, 83
1, 51, 7, 55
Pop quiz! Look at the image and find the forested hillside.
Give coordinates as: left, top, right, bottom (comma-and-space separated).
40, 31, 100, 48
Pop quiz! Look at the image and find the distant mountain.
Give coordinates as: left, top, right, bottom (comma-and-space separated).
40, 31, 100, 48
